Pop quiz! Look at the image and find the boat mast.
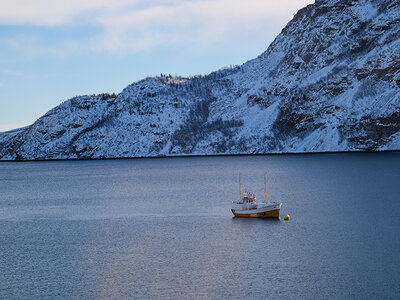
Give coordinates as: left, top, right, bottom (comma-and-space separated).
264, 172, 268, 204
239, 173, 242, 200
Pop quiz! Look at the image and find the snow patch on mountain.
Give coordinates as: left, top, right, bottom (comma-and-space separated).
350, 1, 378, 22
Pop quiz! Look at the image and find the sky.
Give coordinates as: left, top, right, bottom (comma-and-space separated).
0, 0, 314, 132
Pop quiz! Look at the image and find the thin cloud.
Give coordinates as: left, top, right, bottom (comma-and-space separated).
3, 69, 22, 76
0, 0, 136, 26
0, 0, 314, 53
92, 0, 315, 53
2, 35, 82, 58
0, 123, 32, 132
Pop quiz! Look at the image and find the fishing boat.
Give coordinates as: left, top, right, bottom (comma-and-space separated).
231, 172, 282, 218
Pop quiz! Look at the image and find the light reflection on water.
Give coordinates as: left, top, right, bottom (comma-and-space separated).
0, 153, 400, 299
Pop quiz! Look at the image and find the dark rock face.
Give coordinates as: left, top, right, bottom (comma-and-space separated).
1, 0, 400, 160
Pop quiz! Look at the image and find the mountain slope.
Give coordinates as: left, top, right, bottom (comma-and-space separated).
1, 0, 399, 160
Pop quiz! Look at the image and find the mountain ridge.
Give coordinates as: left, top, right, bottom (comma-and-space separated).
1, 0, 400, 160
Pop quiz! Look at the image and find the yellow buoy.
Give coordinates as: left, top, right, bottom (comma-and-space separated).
283, 214, 290, 221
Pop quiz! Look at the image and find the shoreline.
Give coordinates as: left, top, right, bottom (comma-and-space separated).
0, 149, 399, 162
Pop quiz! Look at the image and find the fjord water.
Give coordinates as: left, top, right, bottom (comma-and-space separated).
1, 153, 399, 299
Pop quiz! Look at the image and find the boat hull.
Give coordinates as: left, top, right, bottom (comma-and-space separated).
231, 208, 280, 218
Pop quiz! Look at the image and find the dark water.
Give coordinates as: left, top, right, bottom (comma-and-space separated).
1, 153, 400, 299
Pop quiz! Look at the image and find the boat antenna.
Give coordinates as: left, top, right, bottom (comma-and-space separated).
264, 172, 268, 204
239, 172, 242, 200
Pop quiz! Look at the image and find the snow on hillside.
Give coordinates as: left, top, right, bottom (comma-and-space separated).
1, 0, 399, 160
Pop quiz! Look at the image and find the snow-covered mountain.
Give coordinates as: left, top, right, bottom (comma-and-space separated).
1, 0, 399, 160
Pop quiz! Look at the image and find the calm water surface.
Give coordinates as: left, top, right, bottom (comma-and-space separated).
0, 153, 399, 299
